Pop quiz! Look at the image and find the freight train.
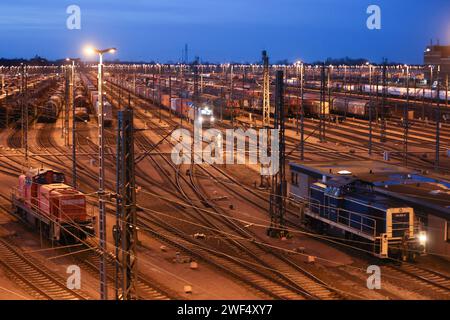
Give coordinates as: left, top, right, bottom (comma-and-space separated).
289, 80, 450, 102
74, 93, 90, 122
12, 168, 95, 243
0, 77, 57, 127
80, 73, 113, 127
108, 76, 217, 127
37, 91, 64, 123
74, 84, 90, 122
284, 93, 384, 120
170, 98, 215, 127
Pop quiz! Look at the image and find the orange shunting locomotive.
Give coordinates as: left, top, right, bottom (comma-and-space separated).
12, 168, 95, 243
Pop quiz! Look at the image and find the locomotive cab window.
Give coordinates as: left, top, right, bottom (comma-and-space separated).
53, 173, 65, 183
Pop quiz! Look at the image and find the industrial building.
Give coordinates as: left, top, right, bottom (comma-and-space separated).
424, 44, 450, 82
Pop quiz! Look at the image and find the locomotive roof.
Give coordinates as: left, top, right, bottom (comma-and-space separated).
323, 176, 359, 187
26, 167, 63, 177
289, 160, 411, 179
313, 179, 405, 211
375, 180, 450, 219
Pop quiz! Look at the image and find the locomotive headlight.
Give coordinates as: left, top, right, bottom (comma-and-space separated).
419, 232, 427, 245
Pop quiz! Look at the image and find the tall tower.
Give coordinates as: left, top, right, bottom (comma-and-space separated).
262, 50, 270, 127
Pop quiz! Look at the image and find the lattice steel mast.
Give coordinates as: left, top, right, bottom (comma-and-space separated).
115, 107, 138, 300
262, 50, 270, 127
268, 70, 288, 238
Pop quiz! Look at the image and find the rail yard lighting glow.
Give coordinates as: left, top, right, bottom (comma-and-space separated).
84, 46, 117, 57
84, 46, 95, 56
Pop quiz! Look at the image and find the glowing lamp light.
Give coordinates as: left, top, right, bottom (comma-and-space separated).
84, 46, 95, 56
419, 232, 427, 245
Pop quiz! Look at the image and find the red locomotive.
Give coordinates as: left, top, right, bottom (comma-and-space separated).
12, 168, 95, 243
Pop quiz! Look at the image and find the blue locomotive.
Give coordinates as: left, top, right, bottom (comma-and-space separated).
291, 175, 426, 261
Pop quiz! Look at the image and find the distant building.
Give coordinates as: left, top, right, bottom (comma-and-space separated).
424, 45, 450, 82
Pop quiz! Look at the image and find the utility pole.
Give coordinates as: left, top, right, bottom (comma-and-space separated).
115, 107, 137, 300
268, 70, 287, 238
262, 51, 270, 127
180, 65, 184, 126
65, 66, 70, 147
299, 62, 305, 161
97, 52, 108, 300
319, 63, 327, 142
380, 60, 387, 143
403, 65, 410, 167
169, 71, 172, 119
446, 74, 448, 107
435, 65, 441, 171
64, 67, 69, 145
69, 60, 77, 187
158, 64, 162, 123
21, 64, 28, 162
230, 64, 234, 127
368, 64, 373, 155
193, 57, 199, 102
259, 53, 270, 188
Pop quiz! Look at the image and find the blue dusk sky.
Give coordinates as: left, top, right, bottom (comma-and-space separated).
0, 0, 449, 63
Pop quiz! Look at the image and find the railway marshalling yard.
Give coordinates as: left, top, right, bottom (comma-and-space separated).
0, 64, 450, 300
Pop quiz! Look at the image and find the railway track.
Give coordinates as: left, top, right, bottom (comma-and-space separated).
105, 78, 348, 300
68, 239, 177, 300
238, 114, 450, 173
0, 236, 90, 300
384, 264, 450, 298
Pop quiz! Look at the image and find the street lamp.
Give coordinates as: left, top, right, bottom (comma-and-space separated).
84, 45, 116, 301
